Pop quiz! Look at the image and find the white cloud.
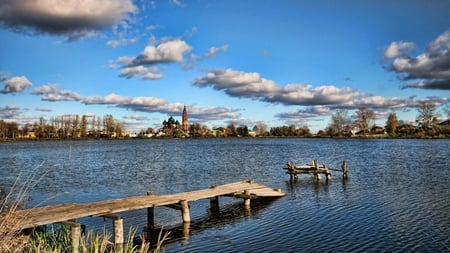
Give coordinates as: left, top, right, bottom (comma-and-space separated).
106, 37, 138, 48
137, 40, 192, 65
0, 104, 21, 119
116, 39, 192, 80
171, 0, 186, 8
0, 0, 137, 40
205, 45, 229, 57
385, 30, 450, 90
33, 84, 82, 101
1, 76, 32, 94
384, 41, 416, 58
193, 68, 444, 111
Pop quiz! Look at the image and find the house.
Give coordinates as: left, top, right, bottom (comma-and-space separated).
438, 119, 450, 129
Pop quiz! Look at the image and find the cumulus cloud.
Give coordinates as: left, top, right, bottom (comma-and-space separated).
0, 104, 21, 119
192, 68, 448, 113
130, 40, 192, 66
119, 65, 163, 80
276, 106, 331, 121
115, 39, 192, 79
33, 85, 83, 101
193, 69, 280, 99
192, 69, 365, 106
384, 41, 416, 59
106, 37, 138, 48
1, 76, 32, 94
82, 93, 240, 120
0, 0, 137, 40
205, 45, 229, 57
384, 30, 450, 90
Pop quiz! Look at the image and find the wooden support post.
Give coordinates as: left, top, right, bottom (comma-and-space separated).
113, 217, 124, 248
325, 165, 331, 181
313, 160, 321, 182
61, 221, 81, 253
180, 200, 190, 223
71, 225, 80, 253
341, 160, 348, 179
182, 221, 190, 240
210, 196, 219, 211
102, 215, 124, 248
209, 185, 219, 211
244, 190, 251, 208
146, 191, 155, 232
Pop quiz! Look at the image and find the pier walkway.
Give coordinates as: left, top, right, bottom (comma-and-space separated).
10, 180, 284, 251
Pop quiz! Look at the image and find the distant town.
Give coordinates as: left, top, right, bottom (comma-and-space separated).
1, 103, 449, 140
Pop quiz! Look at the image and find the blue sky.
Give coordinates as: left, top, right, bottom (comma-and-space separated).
1, 0, 449, 133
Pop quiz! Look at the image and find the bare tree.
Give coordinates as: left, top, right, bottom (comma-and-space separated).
356, 108, 375, 136
328, 109, 350, 136
416, 102, 439, 132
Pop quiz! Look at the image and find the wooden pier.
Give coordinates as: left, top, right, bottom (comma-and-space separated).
9, 180, 284, 251
284, 160, 348, 182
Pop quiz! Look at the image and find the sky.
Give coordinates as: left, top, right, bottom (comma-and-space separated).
0, 0, 449, 133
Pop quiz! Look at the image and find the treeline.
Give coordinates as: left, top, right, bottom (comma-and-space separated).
0, 114, 124, 139
320, 102, 450, 138
138, 121, 312, 138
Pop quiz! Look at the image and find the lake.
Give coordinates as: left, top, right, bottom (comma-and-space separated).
1, 138, 449, 252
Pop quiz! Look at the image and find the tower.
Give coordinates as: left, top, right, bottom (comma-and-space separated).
182, 105, 188, 132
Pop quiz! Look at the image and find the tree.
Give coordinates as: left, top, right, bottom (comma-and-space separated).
356, 108, 375, 136
416, 102, 439, 133
81, 115, 88, 137
327, 109, 350, 136
254, 122, 268, 136
73, 114, 80, 138
385, 113, 398, 135
236, 125, 249, 136
226, 121, 237, 136
103, 114, 115, 137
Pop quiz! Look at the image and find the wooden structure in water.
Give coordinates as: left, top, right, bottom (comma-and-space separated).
284, 160, 348, 182
10, 180, 284, 252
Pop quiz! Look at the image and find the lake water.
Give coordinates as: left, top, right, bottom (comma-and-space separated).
1, 138, 449, 252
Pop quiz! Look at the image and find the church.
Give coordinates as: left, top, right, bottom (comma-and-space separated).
161, 105, 189, 136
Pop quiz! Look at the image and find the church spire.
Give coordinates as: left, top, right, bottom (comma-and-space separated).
182, 105, 188, 132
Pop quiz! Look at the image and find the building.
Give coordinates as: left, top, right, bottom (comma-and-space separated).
182, 105, 189, 132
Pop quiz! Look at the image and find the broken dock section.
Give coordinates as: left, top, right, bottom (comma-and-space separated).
284, 160, 348, 182
9, 180, 284, 251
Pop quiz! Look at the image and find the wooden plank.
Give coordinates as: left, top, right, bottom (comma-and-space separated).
12, 181, 284, 230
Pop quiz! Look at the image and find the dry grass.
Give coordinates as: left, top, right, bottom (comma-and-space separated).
1, 163, 60, 252
1, 163, 170, 252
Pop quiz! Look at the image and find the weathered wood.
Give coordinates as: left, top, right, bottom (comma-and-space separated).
146, 191, 154, 232
180, 200, 190, 223
13, 181, 285, 230
113, 217, 124, 247
65, 222, 81, 253
342, 160, 348, 179
285, 160, 346, 182
243, 190, 251, 208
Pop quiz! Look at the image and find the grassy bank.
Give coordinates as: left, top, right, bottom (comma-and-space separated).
0, 167, 169, 253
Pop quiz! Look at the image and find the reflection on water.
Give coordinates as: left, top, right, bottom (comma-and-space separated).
1, 138, 449, 252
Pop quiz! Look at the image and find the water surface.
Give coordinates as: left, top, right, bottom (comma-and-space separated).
1, 138, 449, 252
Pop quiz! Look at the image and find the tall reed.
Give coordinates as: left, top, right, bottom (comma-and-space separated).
0, 163, 51, 252
1, 163, 170, 252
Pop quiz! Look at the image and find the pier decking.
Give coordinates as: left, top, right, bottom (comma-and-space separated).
284, 160, 348, 182
9, 180, 284, 251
